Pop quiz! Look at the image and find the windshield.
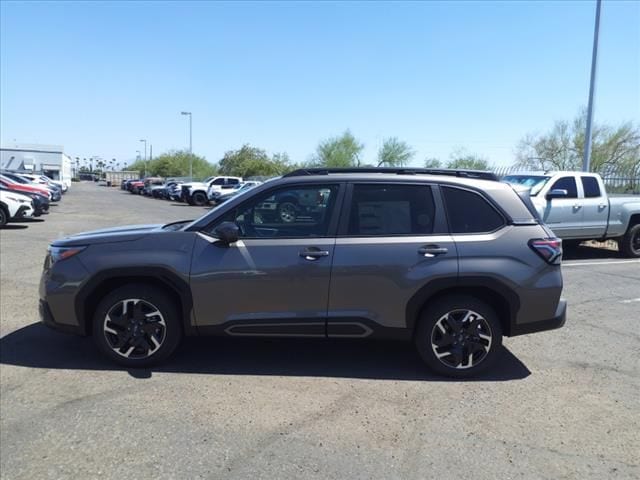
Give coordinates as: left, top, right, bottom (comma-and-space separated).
503, 175, 550, 196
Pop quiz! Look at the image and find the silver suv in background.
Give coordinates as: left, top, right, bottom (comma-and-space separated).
39, 168, 566, 378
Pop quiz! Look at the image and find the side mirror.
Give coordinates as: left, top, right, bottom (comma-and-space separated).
213, 221, 239, 244
546, 189, 568, 200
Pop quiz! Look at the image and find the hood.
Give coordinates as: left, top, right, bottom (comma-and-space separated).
52, 223, 163, 247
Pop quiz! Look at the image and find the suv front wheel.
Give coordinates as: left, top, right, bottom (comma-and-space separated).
92, 284, 183, 368
415, 295, 503, 378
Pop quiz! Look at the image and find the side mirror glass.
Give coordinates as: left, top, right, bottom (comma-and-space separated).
213, 221, 239, 244
546, 189, 568, 200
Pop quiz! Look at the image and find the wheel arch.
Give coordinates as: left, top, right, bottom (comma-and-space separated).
406, 277, 520, 337
627, 213, 640, 229
76, 267, 196, 337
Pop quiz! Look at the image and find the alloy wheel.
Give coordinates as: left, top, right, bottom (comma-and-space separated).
103, 299, 166, 359
278, 202, 297, 223
430, 309, 492, 369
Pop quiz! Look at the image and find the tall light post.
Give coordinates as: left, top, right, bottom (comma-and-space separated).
582, 0, 602, 172
181, 111, 193, 180
139, 139, 147, 176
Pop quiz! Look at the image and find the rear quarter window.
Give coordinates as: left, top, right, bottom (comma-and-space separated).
581, 176, 601, 198
442, 187, 505, 234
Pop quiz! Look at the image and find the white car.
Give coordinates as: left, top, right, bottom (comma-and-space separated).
181, 176, 243, 206
0, 190, 35, 227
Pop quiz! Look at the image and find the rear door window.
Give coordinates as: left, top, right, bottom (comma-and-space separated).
581, 177, 601, 198
442, 187, 505, 234
347, 184, 436, 236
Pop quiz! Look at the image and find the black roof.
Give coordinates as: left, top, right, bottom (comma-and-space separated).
283, 167, 499, 181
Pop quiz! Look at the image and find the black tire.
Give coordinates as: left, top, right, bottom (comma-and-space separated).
619, 224, 640, 258
191, 191, 208, 206
278, 201, 298, 223
0, 205, 8, 227
415, 295, 503, 378
92, 284, 183, 368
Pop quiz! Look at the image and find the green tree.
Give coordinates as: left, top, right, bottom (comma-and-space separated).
423, 157, 443, 169
516, 109, 640, 176
218, 145, 296, 177
128, 150, 215, 178
377, 137, 414, 167
312, 130, 364, 167
447, 149, 490, 170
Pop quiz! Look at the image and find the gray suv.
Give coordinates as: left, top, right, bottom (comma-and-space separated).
39, 168, 566, 377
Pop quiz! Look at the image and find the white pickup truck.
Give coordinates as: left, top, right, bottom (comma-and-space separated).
504, 171, 640, 257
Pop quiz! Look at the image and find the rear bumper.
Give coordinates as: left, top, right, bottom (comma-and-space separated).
39, 300, 85, 336
510, 299, 567, 336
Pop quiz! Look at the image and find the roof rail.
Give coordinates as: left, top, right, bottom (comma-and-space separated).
283, 167, 499, 181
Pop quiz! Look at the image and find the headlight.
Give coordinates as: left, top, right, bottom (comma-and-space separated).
6, 195, 28, 203
49, 246, 87, 264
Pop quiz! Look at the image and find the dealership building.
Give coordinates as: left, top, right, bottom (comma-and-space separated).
0, 143, 73, 188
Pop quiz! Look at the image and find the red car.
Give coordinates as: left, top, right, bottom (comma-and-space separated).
128, 180, 145, 194
0, 175, 51, 200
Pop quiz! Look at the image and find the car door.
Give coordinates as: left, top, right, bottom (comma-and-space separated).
539, 176, 584, 238
580, 175, 608, 237
327, 182, 458, 337
189, 182, 344, 336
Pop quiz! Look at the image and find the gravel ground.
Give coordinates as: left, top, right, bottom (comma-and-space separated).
1, 182, 639, 480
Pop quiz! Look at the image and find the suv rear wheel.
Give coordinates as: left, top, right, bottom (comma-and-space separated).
92, 284, 182, 367
415, 295, 502, 378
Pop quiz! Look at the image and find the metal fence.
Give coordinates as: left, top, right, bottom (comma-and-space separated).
491, 165, 640, 195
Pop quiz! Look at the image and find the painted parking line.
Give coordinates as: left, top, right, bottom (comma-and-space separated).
562, 259, 640, 267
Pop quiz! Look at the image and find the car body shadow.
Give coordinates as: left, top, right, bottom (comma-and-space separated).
1, 224, 29, 230
11, 217, 45, 223
563, 243, 623, 260
0, 323, 530, 382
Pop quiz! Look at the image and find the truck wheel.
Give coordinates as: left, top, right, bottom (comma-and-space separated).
92, 284, 183, 368
415, 295, 502, 378
192, 191, 208, 206
619, 224, 640, 258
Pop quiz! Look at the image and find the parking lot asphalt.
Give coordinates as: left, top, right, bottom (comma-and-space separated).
1, 182, 639, 480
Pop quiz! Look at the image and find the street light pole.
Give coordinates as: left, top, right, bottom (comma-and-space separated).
181, 111, 193, 180
582, 0, 602, 172
139, 139, 147, 176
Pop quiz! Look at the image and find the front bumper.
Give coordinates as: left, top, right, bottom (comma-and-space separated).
14, 205, 33, 218
510, 299, 567, 336
39, 300, 85, 335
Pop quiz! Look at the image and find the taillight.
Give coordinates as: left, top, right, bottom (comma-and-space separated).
529, 238, 562, 265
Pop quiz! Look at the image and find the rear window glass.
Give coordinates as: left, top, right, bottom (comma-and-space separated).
442, 187, 505, 234
581, 177, 601, 198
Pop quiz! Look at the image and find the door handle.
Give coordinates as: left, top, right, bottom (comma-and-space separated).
300, 247, 330, 261
573, 204, 582, 210
598, 204, 607, 209
418, 245, 448, 257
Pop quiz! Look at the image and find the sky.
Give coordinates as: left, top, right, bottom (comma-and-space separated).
1, 0, 639, 168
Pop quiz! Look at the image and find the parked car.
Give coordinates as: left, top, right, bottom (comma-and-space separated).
40, 167, 566, 377
180, 176, 242, 206
142, 177, 164, 196
503, 171, 640, 257
211, 181, 262, 204
0, 175, 52, 201
1, 172, 61, 202
0, 189, 34, 226
128, 180, 145, 194
0, 183, 48, 216
15, 173, 66, 198
168, 182, 184, 201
